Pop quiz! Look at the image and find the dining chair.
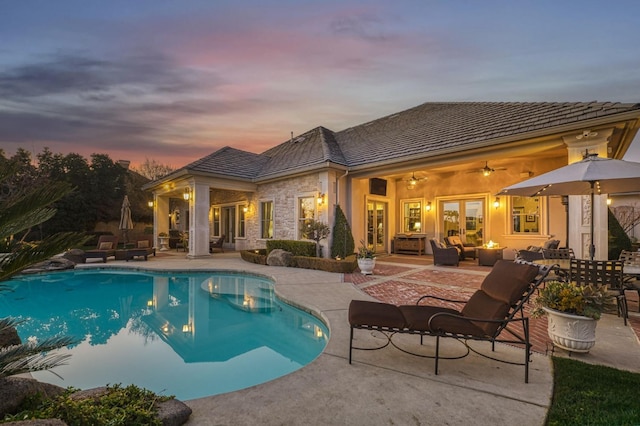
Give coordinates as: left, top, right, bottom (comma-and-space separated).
569, 258, 627, 325
619, 250, 640, 313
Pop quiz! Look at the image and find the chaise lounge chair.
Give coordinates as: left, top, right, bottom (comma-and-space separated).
126, 237, 156, 261
348, 260, 551, 383
85, 235, 119, 263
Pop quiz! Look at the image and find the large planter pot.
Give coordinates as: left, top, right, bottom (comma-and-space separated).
543, 306, 598, 353
357, 258, 376, 275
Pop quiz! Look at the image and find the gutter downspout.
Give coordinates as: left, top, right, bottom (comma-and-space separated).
336, 170, 349, 205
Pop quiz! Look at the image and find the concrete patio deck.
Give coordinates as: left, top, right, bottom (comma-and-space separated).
83, 251, 640, 425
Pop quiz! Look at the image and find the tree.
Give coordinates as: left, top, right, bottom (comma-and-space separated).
612, 204, 640, 239
331, 205, 355, 259
303, 220, 330, 257
134, 158, 175, 181
0, 163, 88, 281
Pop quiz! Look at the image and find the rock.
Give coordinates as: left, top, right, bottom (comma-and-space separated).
0, 377, 66, 417
1, 420, 67, 426
267, 249, 293, 267
20, 258, 76, 274
62, 249, 86, 264
157, 398, 193, 426
0, 326, 22, 347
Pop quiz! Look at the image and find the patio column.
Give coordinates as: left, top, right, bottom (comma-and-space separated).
187, 181, 211, 258
563, 128, 613, 259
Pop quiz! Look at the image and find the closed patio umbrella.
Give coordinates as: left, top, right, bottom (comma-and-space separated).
498, 152, 640, 259
119, 195, 134, 245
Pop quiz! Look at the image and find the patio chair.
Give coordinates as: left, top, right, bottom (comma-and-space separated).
515, 249, 544, 262
569, 258, 627, 325
85, 235, 118, 263
429, 239, 459, 266
348, 260, 551, 383
444, 235, 476, 260
210, 235, 226, 253
542, 248, 575, 259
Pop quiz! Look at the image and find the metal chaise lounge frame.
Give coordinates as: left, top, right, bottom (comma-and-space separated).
348, 260, 552, 383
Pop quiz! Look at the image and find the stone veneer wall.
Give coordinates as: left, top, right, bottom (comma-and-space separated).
244, 173, 322, 252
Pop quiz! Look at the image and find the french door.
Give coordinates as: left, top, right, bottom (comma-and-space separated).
366, 200, 387, 254
441, 198, 484, 246
221, 206, 236, 244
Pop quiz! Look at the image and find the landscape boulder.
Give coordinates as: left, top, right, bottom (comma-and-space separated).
267, 249, 293, 267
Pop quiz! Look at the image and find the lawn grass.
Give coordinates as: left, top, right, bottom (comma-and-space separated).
547, 356, 640, 425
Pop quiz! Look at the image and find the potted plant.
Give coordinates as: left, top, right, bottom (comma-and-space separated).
533, 280, 615, 352
356, 240, 376, 275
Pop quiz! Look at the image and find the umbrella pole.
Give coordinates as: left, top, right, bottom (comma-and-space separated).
589, 183, 595, 260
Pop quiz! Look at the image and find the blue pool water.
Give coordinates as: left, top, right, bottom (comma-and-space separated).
0, 269, 329, 400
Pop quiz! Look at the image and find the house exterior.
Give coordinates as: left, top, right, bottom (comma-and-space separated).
143, 101, 640, 260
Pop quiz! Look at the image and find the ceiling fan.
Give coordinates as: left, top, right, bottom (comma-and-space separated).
468, 161, 507, 177
405, 172, 426, 187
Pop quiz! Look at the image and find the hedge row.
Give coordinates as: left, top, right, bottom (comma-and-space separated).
266, 240, 316, 256
240, 250, 358, 273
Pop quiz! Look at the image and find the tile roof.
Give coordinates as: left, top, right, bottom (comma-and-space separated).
178, 101, 640, 181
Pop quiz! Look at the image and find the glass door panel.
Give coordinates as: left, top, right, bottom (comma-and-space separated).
366, 200, 387, 254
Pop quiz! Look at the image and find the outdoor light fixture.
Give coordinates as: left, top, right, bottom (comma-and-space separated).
317, 193, 325, 205
243, 205, 248, 213
147, 200, 154, 208
425, 201, 432, 212
493, 197, 500, 209
607, 197, 612, 205
183, 188, 191, 201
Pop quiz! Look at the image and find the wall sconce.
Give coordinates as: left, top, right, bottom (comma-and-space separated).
606, 197, 612, 205
493, 197, 500, 209
425, 201, 432, 212
317, 193, 325, 205
183, 187, 191, 201
147, 200, 154, 208
243, 205, 249, 213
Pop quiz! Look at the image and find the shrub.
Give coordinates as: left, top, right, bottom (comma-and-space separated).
6, 384, 172, 426
266, 240, 316, 257
331, 205, 355, 259
240, 249, 268, 265
293, 255, 358, 273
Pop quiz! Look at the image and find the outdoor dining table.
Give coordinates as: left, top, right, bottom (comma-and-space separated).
534, 258, 640, 279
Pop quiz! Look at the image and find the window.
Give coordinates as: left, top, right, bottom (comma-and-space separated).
212, 206, 220, 236
298, 196, 315, 239
238, 205, 246, 238
511, 196, 540, 234
401, 200, 422, 233
261, 201, 274, 239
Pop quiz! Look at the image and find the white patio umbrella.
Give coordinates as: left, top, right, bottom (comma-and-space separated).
119, 195, 134, 245
498, 152, 640, 259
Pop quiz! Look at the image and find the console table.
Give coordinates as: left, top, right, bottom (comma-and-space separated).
393, 234, 427, 255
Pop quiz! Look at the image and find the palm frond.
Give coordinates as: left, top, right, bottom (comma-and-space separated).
0, 335, 77, 378
0, 232, 88, 281
0, 181, 74, 240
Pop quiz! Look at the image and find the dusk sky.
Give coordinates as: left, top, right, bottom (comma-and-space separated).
2, 0, 640, 169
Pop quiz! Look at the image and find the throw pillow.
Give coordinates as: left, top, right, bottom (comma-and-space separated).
99, 242, 112, 250
137, 240, 150, 248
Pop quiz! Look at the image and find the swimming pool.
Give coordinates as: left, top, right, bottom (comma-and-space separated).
1, 269, 329, 400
